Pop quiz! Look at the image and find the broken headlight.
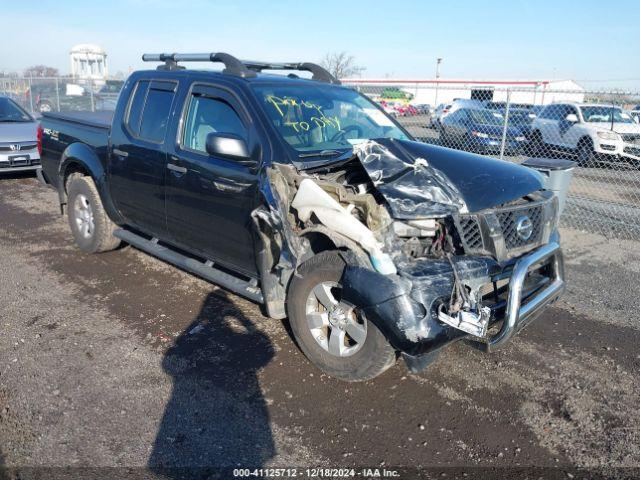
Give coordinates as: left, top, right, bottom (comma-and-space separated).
392, 219, 437, 238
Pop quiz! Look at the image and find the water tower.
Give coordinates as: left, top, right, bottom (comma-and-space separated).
70, 44, 108, 84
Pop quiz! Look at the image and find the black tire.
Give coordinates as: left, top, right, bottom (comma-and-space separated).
576, 138, 596, 167
529, 130, 545, 157
66, 173, 121, 253
287, 251, 396, 381
440, 127, 451, 148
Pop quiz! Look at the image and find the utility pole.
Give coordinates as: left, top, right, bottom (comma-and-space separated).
434, 57, 443, 107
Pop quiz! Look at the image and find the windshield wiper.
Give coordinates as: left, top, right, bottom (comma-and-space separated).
0, 119, 29, 123
298, 149, 344, 159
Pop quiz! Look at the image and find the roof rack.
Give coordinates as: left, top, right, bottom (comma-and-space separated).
142, 52, 256, 78
242, 61, 340, 84
141, 52, 340, 84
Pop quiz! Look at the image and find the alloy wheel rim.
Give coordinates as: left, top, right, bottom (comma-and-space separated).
73, 194, 95, 239
305, 281, 367, 357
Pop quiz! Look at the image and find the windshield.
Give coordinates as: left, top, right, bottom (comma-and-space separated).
468, 109, 504, 126
506, 109, 534, 125
580, 106, 634, 124
252, 84, 410, 154
0, 98, 32, 122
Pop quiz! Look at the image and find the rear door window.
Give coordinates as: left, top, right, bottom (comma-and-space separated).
138, 81, 177, 143
126, 80, 149, 135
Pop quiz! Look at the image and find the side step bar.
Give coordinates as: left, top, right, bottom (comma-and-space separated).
113, 229, 264, 304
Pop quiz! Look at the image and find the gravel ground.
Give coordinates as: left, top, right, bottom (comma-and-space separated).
0, 173, 638, 479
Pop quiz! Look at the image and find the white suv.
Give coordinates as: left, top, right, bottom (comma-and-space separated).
530, 102, 640, 166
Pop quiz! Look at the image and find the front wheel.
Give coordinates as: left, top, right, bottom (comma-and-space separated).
577, 138, 597, 167
287, 251, 396, 381
528, 131, 545, 157
66, 173, 121, 253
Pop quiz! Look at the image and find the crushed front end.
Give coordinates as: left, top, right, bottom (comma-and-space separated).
338, 139, 566, 372
257, 136, 566, 374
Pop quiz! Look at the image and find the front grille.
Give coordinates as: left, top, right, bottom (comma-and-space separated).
456, 192, 554, 260
621, 133, 640, 144
0, 158, 38, 168
496, 205, 543, 249
624, 146, 640, 156
458, 216, 483, 250
0, 142, 37, 152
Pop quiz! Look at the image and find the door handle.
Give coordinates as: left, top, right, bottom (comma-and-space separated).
167, 163, 187, 174
211, 179, 245, 193
112, 148, 128, 158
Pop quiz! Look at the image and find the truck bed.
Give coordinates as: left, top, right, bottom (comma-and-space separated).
40, 111, 113, 190
42, 111, 113, 130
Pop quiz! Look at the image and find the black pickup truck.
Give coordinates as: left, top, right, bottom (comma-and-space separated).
38, 52, 565, 381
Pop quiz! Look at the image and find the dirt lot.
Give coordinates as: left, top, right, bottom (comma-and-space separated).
0, 173, 638, 479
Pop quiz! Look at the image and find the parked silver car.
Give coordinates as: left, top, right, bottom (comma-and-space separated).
0, 96, 40, 174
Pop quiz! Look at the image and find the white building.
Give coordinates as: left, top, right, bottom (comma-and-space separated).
70, 44, 108, 83
345, 79, 585, 106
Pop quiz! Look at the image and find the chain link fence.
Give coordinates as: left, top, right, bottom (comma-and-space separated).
345, 81, 640, 240
3, 75, 640, 239
0, 76, 123, 114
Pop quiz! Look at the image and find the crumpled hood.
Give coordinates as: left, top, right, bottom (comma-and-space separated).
354, 138, 544, 218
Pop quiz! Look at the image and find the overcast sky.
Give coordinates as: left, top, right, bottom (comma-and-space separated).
2, 0, 639, 90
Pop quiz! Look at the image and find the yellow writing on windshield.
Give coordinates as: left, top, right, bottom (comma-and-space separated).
285, 115, 341, 133
267, 95, 323, 117
266, 95, 343, 134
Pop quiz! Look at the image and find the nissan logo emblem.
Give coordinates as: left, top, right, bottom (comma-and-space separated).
516, 215, 534, 241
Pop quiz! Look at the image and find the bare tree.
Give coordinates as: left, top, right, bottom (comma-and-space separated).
320, 52, 365, 80
24, 65, 60, 78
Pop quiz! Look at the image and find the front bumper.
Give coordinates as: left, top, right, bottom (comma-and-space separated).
341, 240, 565, 368
471, 137, 527, 153
595, 141, 640, 163
0, 152, 41, 173
485, 240, 564, 350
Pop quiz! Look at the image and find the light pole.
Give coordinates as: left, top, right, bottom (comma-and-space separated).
434, 57, 443, 107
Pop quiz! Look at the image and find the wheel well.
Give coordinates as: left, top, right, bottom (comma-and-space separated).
578, 136, 593, 148
299, 228, 371, 268
63, 162, 90, 193
304, 231, 338, 255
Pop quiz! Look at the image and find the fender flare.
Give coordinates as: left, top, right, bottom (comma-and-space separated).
58, 143, 122, 223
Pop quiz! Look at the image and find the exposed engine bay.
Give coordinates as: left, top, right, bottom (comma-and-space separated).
254, 137, 559, 359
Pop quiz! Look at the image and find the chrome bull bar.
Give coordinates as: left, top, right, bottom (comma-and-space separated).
487, 241, 565, 351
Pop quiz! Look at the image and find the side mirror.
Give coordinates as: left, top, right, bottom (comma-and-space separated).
205, 132, 251, 161
565, 113, 579, 123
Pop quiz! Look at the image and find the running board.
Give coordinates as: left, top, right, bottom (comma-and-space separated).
113, 229, 264, 303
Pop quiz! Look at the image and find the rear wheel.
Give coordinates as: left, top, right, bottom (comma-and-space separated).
287, 251, 396, 381
66, 173, 120, 253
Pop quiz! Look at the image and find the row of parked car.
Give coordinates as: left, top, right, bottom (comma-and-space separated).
432, 99, 640, 165
379, 100, 433, 118
24, 80, 124, 113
